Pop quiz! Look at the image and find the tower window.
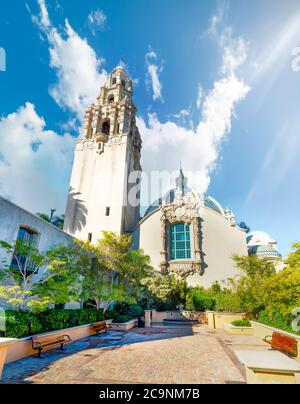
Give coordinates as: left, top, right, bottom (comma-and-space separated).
170, 223, 191, 260
102, 120, 110, 136
88, 233, 93, 242
108, 95, 114, 104
106, 207, 110, 217
121, 79, 126, 88
112, 77, 117, 85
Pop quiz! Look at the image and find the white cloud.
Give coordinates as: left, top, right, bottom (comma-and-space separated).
196, 85, 204, 109
145, 47, 163, 102
139, 31, 250, 203
32, 0, 107, 121
0, 103, 74, 213
88, 9, 107, 36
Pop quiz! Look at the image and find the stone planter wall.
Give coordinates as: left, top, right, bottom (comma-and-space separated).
207, 312, 246, 330
224, 323, 254, 336
109, 319, 138, 331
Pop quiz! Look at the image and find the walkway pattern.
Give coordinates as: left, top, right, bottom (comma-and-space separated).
2, 325, 271, 384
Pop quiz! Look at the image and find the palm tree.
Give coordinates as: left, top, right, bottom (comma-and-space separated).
36, 210, 65, 230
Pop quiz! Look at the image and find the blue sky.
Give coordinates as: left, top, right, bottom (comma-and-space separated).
0, 0, 300, 256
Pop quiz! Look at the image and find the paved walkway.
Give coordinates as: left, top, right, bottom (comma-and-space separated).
0, 325, 279, 384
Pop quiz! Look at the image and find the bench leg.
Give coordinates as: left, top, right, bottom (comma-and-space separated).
37, 349, 43, 359
60, 344, 65, 351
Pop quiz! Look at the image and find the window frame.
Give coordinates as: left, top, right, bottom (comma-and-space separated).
170, 223, 191, 261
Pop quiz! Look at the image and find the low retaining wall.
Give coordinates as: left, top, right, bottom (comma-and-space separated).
109, 319, 138, 331
151, 310, 207, 324
224, 323, 254, 336
207, 312, 246, 330
250, 321, 300, 359
6, 319, 138, 364
5, 323, 96, 364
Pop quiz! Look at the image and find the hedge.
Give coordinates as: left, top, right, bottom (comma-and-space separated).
0, 304, 144, 338
0, 309, 105, 338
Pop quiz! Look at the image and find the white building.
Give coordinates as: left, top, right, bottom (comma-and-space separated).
0, 66, 283, 290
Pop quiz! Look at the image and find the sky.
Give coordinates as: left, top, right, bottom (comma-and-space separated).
0, 0, 300, 256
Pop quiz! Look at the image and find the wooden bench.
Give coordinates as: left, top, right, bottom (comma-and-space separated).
92, 321, 110, 335
32, 334, 71, 358
264, 332, 298, 358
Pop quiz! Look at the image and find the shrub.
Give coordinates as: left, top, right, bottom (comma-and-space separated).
113, 314, 132, 324
215, 292, 244, 313
4, 310, 43, 338
186, 287, 216, 311
231, 320, 251, 327
112, 302, 143, 319
258, 310, 299, 335
77, 308, 104, 325
40, 309, 72, 332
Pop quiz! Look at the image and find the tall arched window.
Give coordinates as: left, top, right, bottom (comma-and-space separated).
10, 226, 39, 273
108, 95, 114, 104
102, 120, 110, 135
170, 223, 191, 260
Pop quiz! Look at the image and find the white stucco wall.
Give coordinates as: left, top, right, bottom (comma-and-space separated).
136, 206, 248, 288
64, 139, 129, 242
0, 196, 73, 273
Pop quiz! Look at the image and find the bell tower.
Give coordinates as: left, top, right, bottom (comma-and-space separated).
64, 66, 142, 242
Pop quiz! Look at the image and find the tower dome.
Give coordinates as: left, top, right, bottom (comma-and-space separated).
247, 231, 282, 261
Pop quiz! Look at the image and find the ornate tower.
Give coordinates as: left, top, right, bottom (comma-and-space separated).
64, 66, 142, 242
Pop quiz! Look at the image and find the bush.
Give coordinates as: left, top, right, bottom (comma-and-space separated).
231, 320, 251, 327
186, 287, 216, 311
258, 310, 299, 335
3, 310, 44, 338
215, 292, 244, 313
77, 308, 104, 326
113, 314, 132, 324
112, 302, 143, 319
1, 308, 106, 338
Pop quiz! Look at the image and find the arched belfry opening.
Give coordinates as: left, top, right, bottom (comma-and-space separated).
102, 120, 110, 136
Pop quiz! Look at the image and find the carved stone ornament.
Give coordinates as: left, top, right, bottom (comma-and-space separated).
160, 194, 203, 278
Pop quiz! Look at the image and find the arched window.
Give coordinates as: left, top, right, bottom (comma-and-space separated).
102, 120, 110, 136
108, 95, 114, 104
170, 223, 191, 260
121, 79, 126, 88
112, 77, 117, 85
10, 226, 39, 273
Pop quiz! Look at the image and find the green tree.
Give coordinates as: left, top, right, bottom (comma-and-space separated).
78, 232, 153, 313
0, 241, 80, 311
229, 255, 276, 316
37, 210, 65, 230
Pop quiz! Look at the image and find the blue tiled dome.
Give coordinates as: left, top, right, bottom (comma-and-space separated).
143, 189, 224, 218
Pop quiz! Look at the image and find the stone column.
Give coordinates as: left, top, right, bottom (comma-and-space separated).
193, 218, 201, 262
0, 339, 17, 378
160, 217, 168, 273
144, 310, 152, 328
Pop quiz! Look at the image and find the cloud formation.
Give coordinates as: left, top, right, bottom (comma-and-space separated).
145, 47, 164, 102
139, 27, 250, 203
0, 103, 74, 213
88, 9, 107, 36
32, 0, 107, 121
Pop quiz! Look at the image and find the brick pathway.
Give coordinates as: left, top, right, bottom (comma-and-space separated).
2, 325, 252, 384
